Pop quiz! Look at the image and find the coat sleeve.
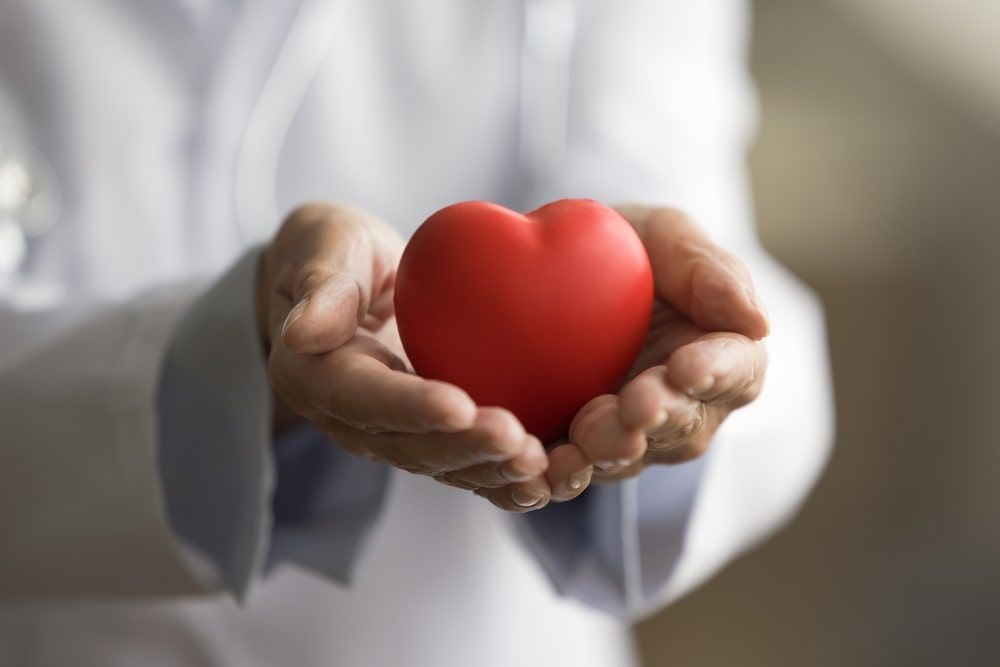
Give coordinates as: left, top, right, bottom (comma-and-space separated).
0, 278, 209, 597
514, 0, 834, 619
158, 250, 391, 597
0, 246, 392, 600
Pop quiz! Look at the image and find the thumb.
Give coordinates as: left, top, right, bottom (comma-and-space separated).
281, 269, 366, 354
620, 205, 770, 340
268, 205, 395, 355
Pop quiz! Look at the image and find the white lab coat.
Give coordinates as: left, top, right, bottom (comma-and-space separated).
0, 1, 834, 665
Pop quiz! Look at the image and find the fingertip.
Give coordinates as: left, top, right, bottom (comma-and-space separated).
691, 266, 768, 339
473, 407, 528, 459
476, 477, 551, 513
499, 435, 548, 482
520, 434, 549, 471
667, 335, 745, 400
743, 286, 771, 339
547, 443, 593, 502
572, 397, 646, 472
727, 281, 769, 340
509, 478, 551, 511
423, 381, 478, 432
568, 394, 616, 444
618, 367, 669, 430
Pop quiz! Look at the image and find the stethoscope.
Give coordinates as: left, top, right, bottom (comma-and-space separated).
0, 137, 60, 277
0, 0, 578, 272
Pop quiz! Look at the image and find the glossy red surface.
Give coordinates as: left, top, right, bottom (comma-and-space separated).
395, 199, 653, 443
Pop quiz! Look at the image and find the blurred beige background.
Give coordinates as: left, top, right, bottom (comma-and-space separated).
636, 1, 1000, 665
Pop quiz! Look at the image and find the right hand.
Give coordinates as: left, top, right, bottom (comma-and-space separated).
256, 203, 565, 512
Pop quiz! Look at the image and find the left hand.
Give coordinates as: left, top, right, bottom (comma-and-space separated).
545, 205, 769, 498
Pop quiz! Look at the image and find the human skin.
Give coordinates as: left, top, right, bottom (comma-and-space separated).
256, 203, 768, 511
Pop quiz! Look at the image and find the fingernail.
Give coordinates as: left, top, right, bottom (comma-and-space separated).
595, 461, 622, 473
686, 376, 715, 396
746, 286, 771, 332
500, 461, 534, 483
651, 409, 669, 429
569, 468, 590, 490
281, 297, 309, 338
511, 487, 545, 508
554, 467, 593, 500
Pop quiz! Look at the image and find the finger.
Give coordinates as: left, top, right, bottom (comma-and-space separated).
644, 404, 723, 465
590, 457, 646, 482
546, 442, 593, 502
438, 434, 549, 488
322, 336, 476, 432
666, 333, 767, 409
281, 271, 366, 354
618, 366, 672, 431
620, 206, 769, 339
476, 477, 551, 513
618, 365, 711, 459
326, 406, 533, 474
271, 334, 477, 434
569, 395, 646, 474
271, 205, 397, 354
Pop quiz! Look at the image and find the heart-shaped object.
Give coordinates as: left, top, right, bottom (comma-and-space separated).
394, 199, 653, 443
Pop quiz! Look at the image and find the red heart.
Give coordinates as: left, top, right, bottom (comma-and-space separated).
394, 199, 653, 443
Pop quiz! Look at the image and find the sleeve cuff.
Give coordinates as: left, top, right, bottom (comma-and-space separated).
267, 423, 390, 583
515, 452, 707, 619
156, 248, 274, 600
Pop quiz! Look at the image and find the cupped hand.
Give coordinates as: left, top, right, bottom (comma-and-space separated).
257, 204, 556, 512
553, 205, 769, 485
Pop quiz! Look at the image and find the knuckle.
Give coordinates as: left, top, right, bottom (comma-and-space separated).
677, 404, 706, 440
647, 431, 711, 464
275, 203, 332, 247
646, 403, 706, 451
287, 202, 334, 226
294, 263, 335, 297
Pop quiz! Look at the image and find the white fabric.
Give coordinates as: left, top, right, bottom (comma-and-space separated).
0, 0, 833, 665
